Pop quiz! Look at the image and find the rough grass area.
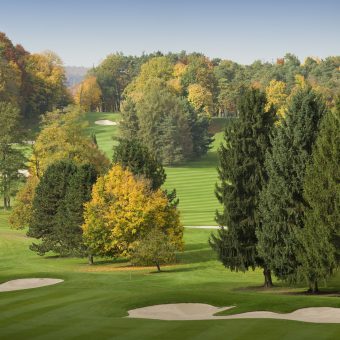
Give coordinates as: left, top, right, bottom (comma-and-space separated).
1, 208, 340, 339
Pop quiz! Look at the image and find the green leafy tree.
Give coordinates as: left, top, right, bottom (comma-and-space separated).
134, 83, 193, 165
131, 229, 177, 272
0, 102, 26, 209
257, 87, 326, 283
210, 88, 276, 286
297, 103, 340, 292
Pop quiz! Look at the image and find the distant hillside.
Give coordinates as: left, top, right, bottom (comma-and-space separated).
64, 66, 89, 87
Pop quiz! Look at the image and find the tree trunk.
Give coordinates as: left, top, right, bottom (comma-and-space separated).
156, 263, 161, 272
312, 280, 319, 294
263, 268, 273, 288
88, 254, 94, 265
4, 196, 10, 210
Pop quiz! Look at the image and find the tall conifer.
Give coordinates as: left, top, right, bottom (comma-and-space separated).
297, 101, 340, 292
210, 88, 276, 286
257, 87, 326, 282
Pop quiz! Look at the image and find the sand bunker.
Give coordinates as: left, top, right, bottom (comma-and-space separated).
127, 303, 340, 323
185, 226, 220, 229
0, 278, 63, 292
18, 169, 29, 177
95, 120, 117, 126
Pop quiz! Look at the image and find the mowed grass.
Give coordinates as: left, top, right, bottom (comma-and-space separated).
164, 132, 224, 226
82, 112, 121, 157
2, 209, 340, 339
83, 112, 226, 226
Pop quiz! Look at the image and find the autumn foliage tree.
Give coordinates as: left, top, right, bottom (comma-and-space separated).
82, 165, 183, 261
11, 106, 109, 229
0, 32, 71, 119
75, 75, 102, 112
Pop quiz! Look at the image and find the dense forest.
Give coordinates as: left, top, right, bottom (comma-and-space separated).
75, 50, 340, 116
0, 33, 71, 121
2, 30, 339, 121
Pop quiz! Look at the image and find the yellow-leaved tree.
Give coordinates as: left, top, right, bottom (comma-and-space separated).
10, 106, 110, 229
124, 56, 173, 102
187, 83, 213, 116
75, 75, 102, 112
265, 79, 288, 119
82, 165, 183, 260
30, 106, 109, 177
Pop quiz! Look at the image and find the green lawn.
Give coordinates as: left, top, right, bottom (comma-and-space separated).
83, 112, 225, 226
164, 132, 224, 225
82, 111, 121, 158
1, 208, 340, 339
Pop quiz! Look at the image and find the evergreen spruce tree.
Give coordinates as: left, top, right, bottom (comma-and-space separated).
120, 97, 139, 140
160, 113, 184, 165
183, 101, 213, 158
297, 101, 340, 292
58, 164, 97, 259
210, 88, 276, 286
257, 87, 326, 283
28, 160, 97, 256
113, 138, 166, 190
28, 160, 78, 255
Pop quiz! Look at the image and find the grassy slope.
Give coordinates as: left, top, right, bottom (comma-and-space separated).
1, 210, 340, 339
82, 112, 121, 158
164, 132, 223, 226
84, 112, 224, 226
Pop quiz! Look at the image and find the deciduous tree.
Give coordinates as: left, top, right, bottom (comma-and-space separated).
131, 229, 176, 272
0, 102, 26, 209
82, 165, 183, 260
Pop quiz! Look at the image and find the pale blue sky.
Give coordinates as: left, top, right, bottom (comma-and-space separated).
1, 0, 339, 66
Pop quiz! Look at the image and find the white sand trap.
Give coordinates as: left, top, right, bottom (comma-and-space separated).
0, 278, 63, 292
185, 226, 220, 229
18, 169, 29, 177
127, 303, 340, 323
95, 119, 117, 126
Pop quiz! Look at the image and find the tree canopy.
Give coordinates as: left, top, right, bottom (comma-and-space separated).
82, 165, 183, 259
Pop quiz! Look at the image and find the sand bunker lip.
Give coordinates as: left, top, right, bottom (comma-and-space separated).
127, 303, 340, 323
0, 278, 63, 292
95, 119, 117, 126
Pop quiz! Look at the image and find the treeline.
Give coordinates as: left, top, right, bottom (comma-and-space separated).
74, 51, 340, 165
211, 86, 340, 293
0, 32, 71, 120
75, 51, 340, 115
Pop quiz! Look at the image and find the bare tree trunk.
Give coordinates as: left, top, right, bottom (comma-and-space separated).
156, 263, 161, 272
88, 254, 94, 265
